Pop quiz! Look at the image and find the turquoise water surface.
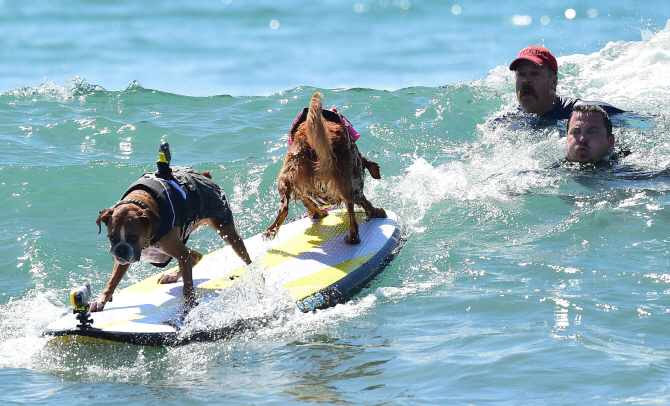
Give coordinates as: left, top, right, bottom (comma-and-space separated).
1, 1, 670, 405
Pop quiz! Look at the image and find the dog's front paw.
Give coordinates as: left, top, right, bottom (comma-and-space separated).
262, 230, 277, 241
89, 294, 111, 312
89, 302, 104, 312
157, 272, 181, 284
89, 300, 106, 312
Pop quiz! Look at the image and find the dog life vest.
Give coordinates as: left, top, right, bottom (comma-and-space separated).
288, 108, 360, 146
121, 166, 232, 266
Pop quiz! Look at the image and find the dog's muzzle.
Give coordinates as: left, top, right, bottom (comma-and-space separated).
110, 242, 140, 265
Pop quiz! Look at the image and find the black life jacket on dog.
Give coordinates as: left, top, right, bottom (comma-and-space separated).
122, 166, 231, 251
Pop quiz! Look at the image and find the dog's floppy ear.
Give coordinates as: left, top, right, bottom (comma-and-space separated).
96, 208, 114, 234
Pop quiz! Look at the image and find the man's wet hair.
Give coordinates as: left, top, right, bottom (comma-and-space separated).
568, 104, 613, 137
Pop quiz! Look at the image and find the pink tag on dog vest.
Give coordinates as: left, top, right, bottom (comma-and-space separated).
334, 108, 360, 143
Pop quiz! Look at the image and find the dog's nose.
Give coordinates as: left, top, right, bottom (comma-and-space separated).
114, 244, 130, 258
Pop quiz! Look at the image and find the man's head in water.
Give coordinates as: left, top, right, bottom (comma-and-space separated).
510, 46, 558, 116
566, 104, 615, 164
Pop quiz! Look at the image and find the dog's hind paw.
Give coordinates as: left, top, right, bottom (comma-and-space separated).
182, 300, 199, 317
344, 234, 361, 245
262, 230, 277, 241
157, 272, 181, 284
372, 208, 387, 218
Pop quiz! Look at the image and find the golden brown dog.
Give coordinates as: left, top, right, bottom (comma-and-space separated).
264, 92, 386, 244
93, 167, 252, 312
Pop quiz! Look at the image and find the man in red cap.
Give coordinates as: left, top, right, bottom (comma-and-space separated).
510, 45, 624, 120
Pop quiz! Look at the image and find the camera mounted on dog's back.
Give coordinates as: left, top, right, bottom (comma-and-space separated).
156, 141, 172, 178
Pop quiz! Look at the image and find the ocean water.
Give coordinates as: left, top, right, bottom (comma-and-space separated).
1, 1, 670, 404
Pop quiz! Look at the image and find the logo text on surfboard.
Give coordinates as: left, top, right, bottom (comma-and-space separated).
296, 293, 325, 312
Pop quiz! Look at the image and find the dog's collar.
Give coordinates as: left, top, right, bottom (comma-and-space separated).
115, 198, 149, 210
114, 199, 154, 249
144, 231, 153, 249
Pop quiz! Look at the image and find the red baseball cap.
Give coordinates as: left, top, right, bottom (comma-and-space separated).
509, 45, 558, 74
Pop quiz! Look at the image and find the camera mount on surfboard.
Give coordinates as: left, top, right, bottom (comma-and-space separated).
70, 282, 94, 328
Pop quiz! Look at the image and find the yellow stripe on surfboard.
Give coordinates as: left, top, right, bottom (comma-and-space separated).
96, 313, 146, 329
120, 272, 169, 294
285, 252, 375, 301
198, 265, 246, 290
201, 210, 367, 290
120, 251, 217, 294
260, 211, 367, 268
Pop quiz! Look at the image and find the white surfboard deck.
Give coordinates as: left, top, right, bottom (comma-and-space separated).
44, 209, 402, 346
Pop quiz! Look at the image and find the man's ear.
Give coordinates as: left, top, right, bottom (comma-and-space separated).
609, 133, 616, 148
551, 72, 558, 92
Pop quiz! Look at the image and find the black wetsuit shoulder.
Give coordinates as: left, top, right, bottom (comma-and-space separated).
547, 147, 631, 170
541, 96, 625, 120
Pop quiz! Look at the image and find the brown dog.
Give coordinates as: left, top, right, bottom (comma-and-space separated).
264, 92, 386, 244
93, 166, 252, 312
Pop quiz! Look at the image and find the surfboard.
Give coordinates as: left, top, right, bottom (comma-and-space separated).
44, 209, 402, 346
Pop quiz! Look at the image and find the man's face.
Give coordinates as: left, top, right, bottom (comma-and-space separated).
514, 60, 557, 116
566, 112, 615, 163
